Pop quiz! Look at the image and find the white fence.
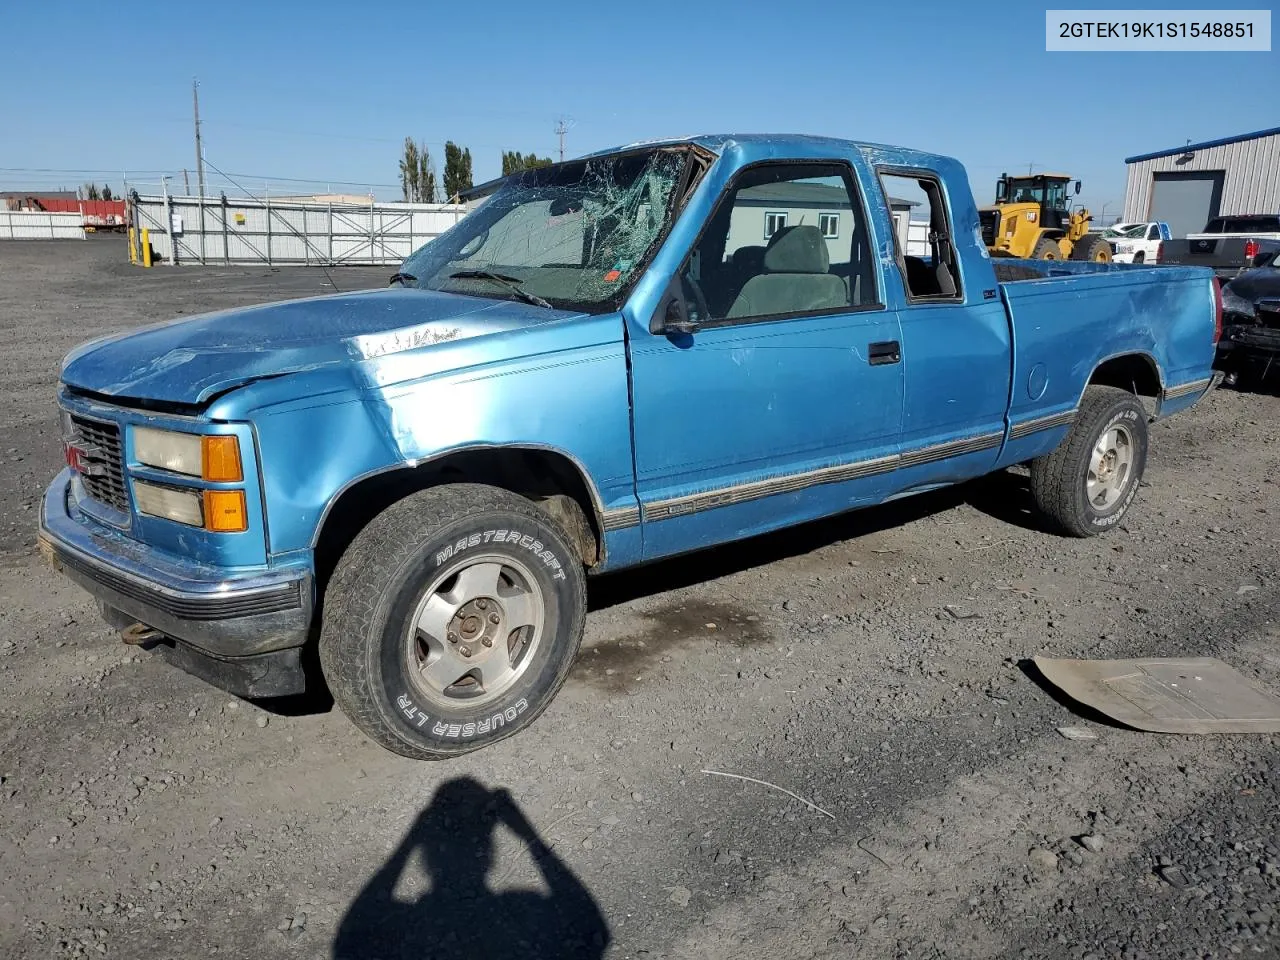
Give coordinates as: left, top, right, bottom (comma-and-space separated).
132, 195, 468, 266
0, 211, 85, 240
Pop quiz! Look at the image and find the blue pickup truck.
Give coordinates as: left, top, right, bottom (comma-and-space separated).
40, 135, 1222, 759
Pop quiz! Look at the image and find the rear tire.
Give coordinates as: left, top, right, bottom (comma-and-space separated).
1032, 237, 1061, 260
1132, 251, 1145, 264
319, 483, 586, 759
1070, 234, 1114, 263
1030, 386, 1148, 537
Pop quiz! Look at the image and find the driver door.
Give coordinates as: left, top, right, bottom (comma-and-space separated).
626, 160, 904, 560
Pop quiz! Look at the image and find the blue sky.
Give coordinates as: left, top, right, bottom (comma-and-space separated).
0, 0, 1273, 218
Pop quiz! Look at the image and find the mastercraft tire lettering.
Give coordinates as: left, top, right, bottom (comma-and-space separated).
319, 484, 586, 760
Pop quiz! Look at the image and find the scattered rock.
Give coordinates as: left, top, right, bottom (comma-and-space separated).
1028, 848, 1059, 873
1076, 834, 1104, 854
1056, 726, 1099, 741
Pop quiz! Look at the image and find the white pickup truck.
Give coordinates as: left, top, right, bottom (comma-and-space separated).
1103, 222, 1171, 264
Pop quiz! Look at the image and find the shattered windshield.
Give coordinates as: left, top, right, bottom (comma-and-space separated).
1104, 223, 1146, 239
400, 148, 690, 313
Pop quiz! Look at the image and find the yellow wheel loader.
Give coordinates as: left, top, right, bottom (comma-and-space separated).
979, 173, 1111, 262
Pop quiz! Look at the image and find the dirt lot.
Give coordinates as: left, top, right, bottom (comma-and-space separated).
2, 238, 1278, 960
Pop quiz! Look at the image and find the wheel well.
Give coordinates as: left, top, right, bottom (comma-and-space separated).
1088, 354, 1162, 411
312, 448, 603, 592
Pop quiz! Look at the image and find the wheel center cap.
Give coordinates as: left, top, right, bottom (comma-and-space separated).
450, 597, 503, 658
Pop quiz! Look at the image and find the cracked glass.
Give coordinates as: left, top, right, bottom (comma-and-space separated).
401, 148, 690, 313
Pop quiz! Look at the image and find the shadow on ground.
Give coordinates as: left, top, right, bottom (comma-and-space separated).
590, 468, 1043, 611
332, 777, 609, 960
266, 469, 1049, 715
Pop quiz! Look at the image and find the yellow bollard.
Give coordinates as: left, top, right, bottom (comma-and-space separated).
141, 229, 152, 268
128, 227, 137, 264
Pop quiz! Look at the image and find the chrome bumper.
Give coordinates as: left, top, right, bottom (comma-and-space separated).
38, 470, 312, 659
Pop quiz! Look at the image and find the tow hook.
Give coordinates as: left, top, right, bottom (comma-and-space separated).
121, 622, 164, 647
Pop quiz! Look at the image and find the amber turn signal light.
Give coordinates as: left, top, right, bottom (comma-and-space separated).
202, 435, 243, 482
203, 490, 248, 532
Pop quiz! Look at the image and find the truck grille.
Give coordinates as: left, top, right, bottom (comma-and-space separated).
69, 415, 129, 513
979, 211, 1000, 247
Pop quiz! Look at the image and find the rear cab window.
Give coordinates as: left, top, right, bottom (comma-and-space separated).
877, 170, 962, 301
1204, 216, 1280, 234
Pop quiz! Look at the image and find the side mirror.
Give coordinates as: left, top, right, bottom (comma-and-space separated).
650, 278, 699, 336
995, 178, 1007, 202
1074, 180, 1082, 195
651, 296, 699, 337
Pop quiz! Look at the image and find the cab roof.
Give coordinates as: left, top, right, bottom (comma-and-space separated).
587, 133, 962, 171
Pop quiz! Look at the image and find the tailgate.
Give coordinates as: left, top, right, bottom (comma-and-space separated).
1159, 237, 1247, 268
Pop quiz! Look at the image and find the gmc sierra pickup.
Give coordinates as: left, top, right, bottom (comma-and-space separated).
40, 134, 1222, 759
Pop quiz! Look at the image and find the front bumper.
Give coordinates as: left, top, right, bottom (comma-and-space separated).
39, 470, 312, 693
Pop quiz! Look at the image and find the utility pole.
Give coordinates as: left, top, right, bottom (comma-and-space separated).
193, 78, 206, 199
554, 117, 568, 162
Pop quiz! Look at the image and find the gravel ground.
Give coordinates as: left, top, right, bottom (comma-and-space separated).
1, 238, 1278, 959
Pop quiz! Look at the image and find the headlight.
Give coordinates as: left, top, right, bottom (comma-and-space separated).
134, 481, 204, 526
134, 428, 242, 481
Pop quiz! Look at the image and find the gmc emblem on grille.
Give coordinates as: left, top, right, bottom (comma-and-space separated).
65, 442, 108, 476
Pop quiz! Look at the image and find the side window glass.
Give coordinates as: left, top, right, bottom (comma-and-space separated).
679, 163, 878, 324
879, 171, 962, 301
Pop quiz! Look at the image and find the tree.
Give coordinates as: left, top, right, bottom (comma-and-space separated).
101, 184, 114, 202
399, 137, 437, 203
84, 183, 100, 201
399, 137, 420, 202
501, 151, 554, 176
443, 142, 473, 201
418, 147, 436, 204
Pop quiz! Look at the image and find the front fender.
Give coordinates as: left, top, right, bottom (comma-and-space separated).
248, 321, 637, 558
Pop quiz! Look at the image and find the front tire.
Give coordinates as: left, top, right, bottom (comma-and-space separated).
1070, 234, 1114, 263
1032, 236, 1061, 260
319, 483, 586, 759
1030, 386, 1149, 537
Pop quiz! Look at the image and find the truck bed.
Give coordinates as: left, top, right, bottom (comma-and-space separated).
991, 257, 1217, 432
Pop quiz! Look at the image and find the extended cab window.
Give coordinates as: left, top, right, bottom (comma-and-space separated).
679, 162, 878, 324
879, 171, 961, 301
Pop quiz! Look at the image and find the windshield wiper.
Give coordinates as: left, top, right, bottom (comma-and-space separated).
389, 271, 418, 286
448, 270, 553, 309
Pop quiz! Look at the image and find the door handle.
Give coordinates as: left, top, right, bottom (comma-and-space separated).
868, 340, 901, 365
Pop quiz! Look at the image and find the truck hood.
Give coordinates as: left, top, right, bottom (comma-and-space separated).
61, 288, 585, 405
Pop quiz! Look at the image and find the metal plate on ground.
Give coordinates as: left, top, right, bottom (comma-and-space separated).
1034, 656, 1280, 734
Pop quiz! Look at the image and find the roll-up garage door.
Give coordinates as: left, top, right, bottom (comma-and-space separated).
1150, 171, 1224, 238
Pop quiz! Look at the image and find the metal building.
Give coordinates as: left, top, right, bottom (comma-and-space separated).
1122, 126, 1280, 238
